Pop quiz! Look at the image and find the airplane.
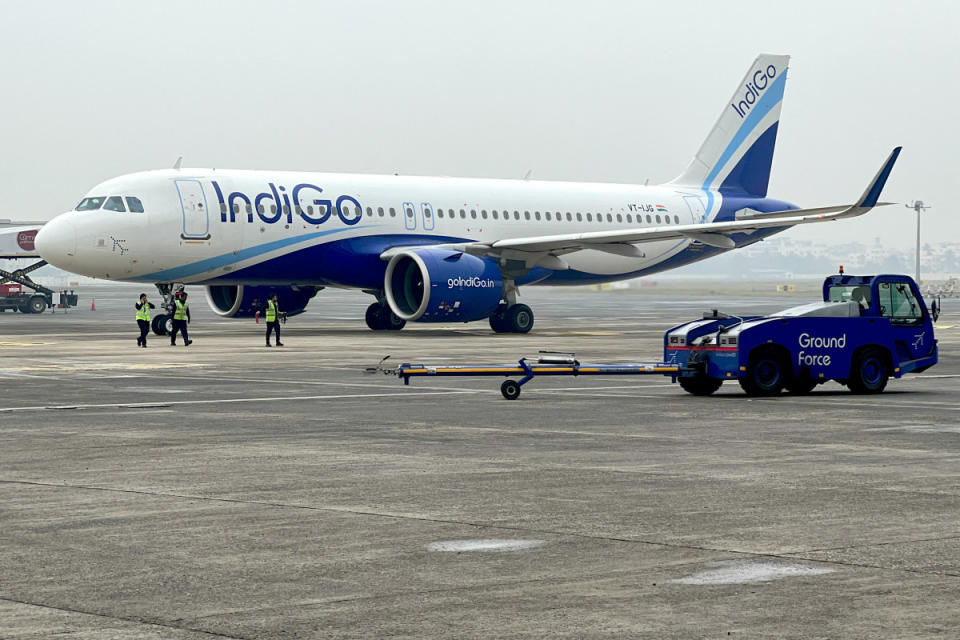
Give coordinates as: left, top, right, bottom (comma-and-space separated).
34, 54, 901, 335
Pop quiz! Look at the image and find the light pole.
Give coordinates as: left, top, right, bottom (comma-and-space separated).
905, 201, 931, 284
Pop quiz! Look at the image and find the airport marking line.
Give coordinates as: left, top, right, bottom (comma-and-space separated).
0, 390, 483, 413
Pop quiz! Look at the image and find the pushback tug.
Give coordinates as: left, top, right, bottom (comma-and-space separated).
373, 273, 940, 399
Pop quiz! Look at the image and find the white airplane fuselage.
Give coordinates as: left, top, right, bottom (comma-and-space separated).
38, 169, 784, 287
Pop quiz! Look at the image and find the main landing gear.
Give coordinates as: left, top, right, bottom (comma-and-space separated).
365, 302, 406, 331
488, 303, 534, 334
150, 282, 180, 335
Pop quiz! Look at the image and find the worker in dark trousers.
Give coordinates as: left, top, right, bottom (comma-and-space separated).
170, 291, 193, 346
265, 293, 284, 347
135, 293, 155, 347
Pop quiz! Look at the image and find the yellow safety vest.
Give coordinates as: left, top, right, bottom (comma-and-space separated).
136, 302, 151, 321
173, 299, 188, 321
266, 299, 278, 323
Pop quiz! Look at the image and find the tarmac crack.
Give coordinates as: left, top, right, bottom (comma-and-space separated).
0, 594, 251, 639
5, 479, 960, 581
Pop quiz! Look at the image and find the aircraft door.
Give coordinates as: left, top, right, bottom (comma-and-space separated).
683, 195, 706, 224
402, 201, 417, 231
175, 179, 211, 239
420, 202, 435, 231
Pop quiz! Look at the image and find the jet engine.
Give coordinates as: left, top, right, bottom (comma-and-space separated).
204, 285, 320, 318
384, 248, 503, 322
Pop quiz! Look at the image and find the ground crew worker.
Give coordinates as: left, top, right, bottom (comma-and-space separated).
135, 293, 155, 348
265, 293, 284, 347
170, 291, 193, 346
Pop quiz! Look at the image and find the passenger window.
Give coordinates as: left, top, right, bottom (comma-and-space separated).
586, 213, 592, 222
126, 197, 145, 213
674, 215, 680, 224
626, 214, 632, 223
366, 207, 373, 217
878, 281, 923, 325
405, 206, 414, 218
75, 196, 106, 211
646, 214, 652, 223
524, 211, 531, 220
481, 209, 488, 219
104, 196, 126, 212
606, 214, 613, 222
616, 214, 622, 223
566, 212, 572, 221
390, 207, 396, 217
576, 213, 582, 222
233, 203, 240, 214
378, 207, 384, 217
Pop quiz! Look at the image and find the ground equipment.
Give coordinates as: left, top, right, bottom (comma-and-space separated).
0, 261, 79, 313
371, 274, 939, 399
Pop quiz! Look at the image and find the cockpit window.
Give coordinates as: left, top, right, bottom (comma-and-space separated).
76, 196, 106, 211
126, 197, 144, 213
104, 196, 126, 212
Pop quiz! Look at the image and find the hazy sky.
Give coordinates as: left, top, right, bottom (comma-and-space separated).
1, 0, 956, 250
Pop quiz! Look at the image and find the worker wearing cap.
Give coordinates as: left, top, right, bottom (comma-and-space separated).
170, 291, 193, 346
135, 293, 155, 348
265, 293, 284, 347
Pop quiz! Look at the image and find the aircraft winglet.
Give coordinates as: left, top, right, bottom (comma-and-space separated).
857, 146, 901, 208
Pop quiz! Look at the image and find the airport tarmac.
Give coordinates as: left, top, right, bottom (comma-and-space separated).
1, 283, 958, 639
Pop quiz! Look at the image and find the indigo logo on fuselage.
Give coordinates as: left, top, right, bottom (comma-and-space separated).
211, 181, 363, 226
729, 65, 777, 119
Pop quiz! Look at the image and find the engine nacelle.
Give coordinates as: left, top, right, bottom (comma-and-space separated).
384, 248, 503, 322
204, 285, 319, 318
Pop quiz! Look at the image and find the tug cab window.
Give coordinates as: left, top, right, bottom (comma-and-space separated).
878, 281, 923, 325
104, 196, 126, 212
75, 196, 106, 211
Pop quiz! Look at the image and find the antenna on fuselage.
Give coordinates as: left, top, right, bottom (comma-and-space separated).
523, 169, 533, 181
173, 156, 183, 170
644, 178, 650, 186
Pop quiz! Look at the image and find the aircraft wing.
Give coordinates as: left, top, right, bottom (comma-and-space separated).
425, 147, 901, 264
0, 222, 44, 258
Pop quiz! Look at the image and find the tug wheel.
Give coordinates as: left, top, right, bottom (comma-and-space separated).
678, 375, 723, 396
501, 380, 521, 400
848, 347, 888, 394
740, 347, 788, 396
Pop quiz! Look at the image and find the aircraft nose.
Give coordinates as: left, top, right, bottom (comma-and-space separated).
35, 215, 78, 268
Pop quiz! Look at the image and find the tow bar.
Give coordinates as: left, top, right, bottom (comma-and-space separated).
367, 351, 690, 400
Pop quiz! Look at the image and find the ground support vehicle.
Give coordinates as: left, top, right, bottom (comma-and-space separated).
375, 274, 939, 399
0, 260, 78, 313
665, 273, 939, 396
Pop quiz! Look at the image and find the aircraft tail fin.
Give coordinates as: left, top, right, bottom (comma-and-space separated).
668, 54, 790, 199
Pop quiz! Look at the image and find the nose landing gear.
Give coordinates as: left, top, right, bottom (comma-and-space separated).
151, 282, 183, 335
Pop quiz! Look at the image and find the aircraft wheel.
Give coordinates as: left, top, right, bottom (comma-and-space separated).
848, 347, 888, 394
740, 348, 787, 396
501, 380, 521, 400
507, 304, 534, 334
366, 303, 405, 330
489, 305, 509, 333
365, 303, 385, 330
678, 375, 723, 396
152, 313, 170, 335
